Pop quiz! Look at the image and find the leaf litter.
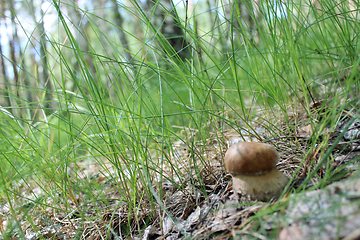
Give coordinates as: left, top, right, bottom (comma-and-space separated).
1, 98, 360, 239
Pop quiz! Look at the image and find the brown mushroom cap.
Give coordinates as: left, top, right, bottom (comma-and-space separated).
224, 142, 288, 201
224, 142, 279, 175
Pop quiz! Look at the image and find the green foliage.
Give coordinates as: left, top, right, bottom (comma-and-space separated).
0, 0, 359, 238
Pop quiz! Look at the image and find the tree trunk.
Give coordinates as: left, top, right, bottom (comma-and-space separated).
237, 0, 257, 43
38, 1, 54, 113
146, 0, 190, 61
29, 0, 54, 114
222, 0, 259, 47
63, 0, 96, 93
20, 55, 33, 119
5, 0, 21, 117
112, 0, 132, 62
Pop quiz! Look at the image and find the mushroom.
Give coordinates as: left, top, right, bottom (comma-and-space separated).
224, 142, 288, 201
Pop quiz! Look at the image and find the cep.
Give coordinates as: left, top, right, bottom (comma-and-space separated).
225, 142, 288, 201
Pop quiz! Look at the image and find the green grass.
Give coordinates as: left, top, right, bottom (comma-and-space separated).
0, 0, 359, 238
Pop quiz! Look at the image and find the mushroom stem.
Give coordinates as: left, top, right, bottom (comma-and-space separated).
232, 168, 288, 201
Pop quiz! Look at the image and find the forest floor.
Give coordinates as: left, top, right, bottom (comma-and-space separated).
2, 97, 360, 240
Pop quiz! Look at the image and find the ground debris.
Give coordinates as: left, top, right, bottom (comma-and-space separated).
3, 100, 360, 240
